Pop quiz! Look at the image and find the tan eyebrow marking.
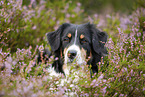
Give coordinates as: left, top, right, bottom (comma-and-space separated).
67, 33, 71, 38
80, 34, 85, 39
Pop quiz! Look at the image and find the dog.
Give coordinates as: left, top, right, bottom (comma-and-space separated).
38, 23, 108, 78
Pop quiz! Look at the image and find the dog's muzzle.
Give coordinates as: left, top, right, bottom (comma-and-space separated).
64, 44, 86, 65
67, 50, 77, 62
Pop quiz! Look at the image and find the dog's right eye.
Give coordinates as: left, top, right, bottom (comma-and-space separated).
80, 39, 88, 44
63, 37, 70, 42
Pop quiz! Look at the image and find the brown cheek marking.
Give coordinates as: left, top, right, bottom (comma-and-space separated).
62, 48, 67, 72
81, 48, 92, 62
67, 33, 71, 38
63, 48, 67, 58
81, 48, 87, 62
85, 50, 92, 62
88, 50, 92, 60
80, 34, 85, 39
60, 48, 63, 58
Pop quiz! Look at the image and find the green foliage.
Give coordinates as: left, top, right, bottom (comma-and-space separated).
73, 0, 138, 14
136, 0, 145, 8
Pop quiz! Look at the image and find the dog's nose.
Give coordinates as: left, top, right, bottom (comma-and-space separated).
68, 50, 77, 59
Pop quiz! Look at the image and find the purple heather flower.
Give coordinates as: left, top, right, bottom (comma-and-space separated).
119, 94, 124, 97
38, 45, 44, 52
88, 16, 93, 23
143, 87, 145, 91
94, 14, 98, 18
55, 57, 58, 60
106, 14, 111, 18
102, 86, 107, 94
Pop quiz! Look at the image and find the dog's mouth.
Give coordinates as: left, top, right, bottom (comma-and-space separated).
67, 58, 76, 63
67, 56, 82, 65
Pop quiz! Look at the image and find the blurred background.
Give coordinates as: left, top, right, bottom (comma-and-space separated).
23, 0, 139, 14
0, 0, 145, 52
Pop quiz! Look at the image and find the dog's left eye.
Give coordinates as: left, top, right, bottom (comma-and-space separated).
63, 37, 70, 42
80, 39, 88, 44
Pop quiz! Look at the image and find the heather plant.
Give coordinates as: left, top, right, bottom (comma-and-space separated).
0, 0, 145, 96
0, 0, 84, 52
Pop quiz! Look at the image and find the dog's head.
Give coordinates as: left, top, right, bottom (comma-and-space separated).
47, 23, 107, 75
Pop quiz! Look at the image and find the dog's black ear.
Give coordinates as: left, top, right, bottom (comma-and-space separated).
90, 24, 108, 55
46, 23, 71, 52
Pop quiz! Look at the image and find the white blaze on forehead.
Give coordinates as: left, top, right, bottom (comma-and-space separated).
74, 28, 78, 44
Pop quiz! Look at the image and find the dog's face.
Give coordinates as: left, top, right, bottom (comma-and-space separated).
47, 23, 107, 75
62, 24, 92, 65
